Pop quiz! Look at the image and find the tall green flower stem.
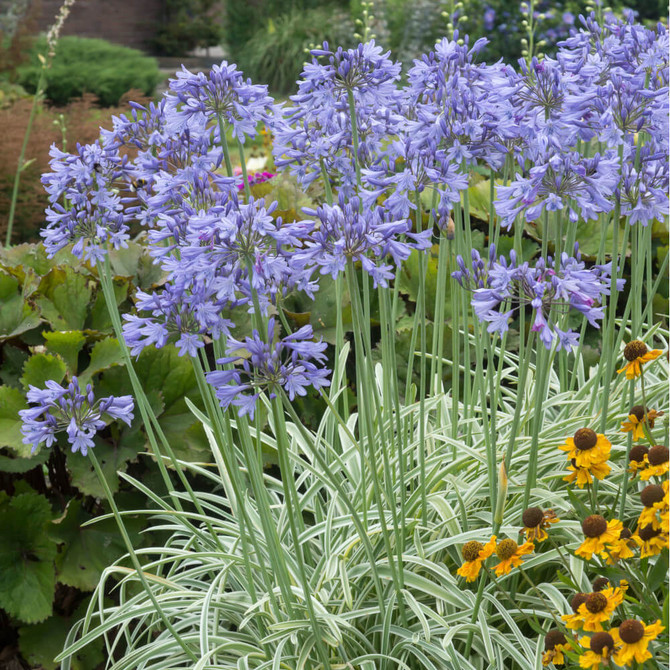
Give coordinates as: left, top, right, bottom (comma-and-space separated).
88, 448, 198, 662
5, 64, 47, 247
345, 259, 409, 624
97, 256, 218, 530
270, 399, 334, 668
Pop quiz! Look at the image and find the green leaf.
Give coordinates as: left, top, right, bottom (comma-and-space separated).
308, 275, 352, 344
0, 385, 30, 454
67, 437, 142, 499
19, 606, 104, 670
85, 276, 130, 332
0, 271, 41, 340
0, 344, 30, 387
36, 267, 92, 331
0, 492, 56, 624
49, 499, 137, 591
0, 243, 60, 276
21, 353, 67, 390
78, 337, 124, 384
43, 330, 86, 374
0, 448, 48, 473
108, 241, 164, 289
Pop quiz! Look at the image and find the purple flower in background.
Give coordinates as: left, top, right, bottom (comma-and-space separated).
453, 245, 623, 351
19, 378, 134, 456
41, 141, 133, 261
299, 195, 431, 288
206, 318, 330, 418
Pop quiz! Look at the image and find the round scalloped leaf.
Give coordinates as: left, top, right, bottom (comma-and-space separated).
20, 352, 67, 390
43, 330, 86, 374
0, 492, 56, 623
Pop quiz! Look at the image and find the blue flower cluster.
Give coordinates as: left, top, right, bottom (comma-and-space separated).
19, 378, 134, 456
453, 245, 624, 351
35, 10, 667, 418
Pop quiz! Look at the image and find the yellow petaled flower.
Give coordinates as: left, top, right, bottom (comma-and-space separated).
559, 428, 611, 469
603, 528, 639, 565
612, 619, 664, 665
576, 587, 625, 632
628, 444, 650, 474
578, 633, 617, 669
563, 593, 589, 630
564, 460, 611, 488
542, 630, 569, 666
639, 444, 669, 480
576, 515, 623, 561
638, 482, 668, 530
493, 538, 534, 576
617, 340, 663, 379
522, 507, 559, 542
456, 536, 496, 582
621, 405, 662, 441
635, 524, 669, 558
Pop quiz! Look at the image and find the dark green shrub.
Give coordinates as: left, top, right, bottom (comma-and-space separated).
151, 0, 223, 56
17, 37, 159, 107
239, 5, 355, 94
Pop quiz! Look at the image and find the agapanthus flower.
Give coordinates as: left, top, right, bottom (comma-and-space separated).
639, 444, 669, 480
542, 630, 569, 666
612, 619, 664, 666
493, 538, 534, 576
453, 246, 620, 351
621, 405, 661, 441
299, 195, 431, 288
578, 632, 617, 669
41, 141, 133, 261
206, 318, 330, 419
617, 339, 663, 379
164, 61, 273, 143
456, 536, 496, 582
494, 150, 619, 229
576, 515, 623, 561
521, 507, 559, 543
19, 378, 134, 456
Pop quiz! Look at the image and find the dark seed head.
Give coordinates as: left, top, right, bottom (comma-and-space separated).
462, 540, 483, 562
629, 405, 647, 421
582, 514, 607, 538
629, 444, 649, 463
648, 444, 669, 466
571, 592, 588, 613
619, 527, 632, 540
585, 592, 608, 613
640, 484, 665, 508
522, 507, 544, 528
544, 629, 567, 652
638, 524, 661, 542
590, 632, 614, 655
574, 428, 598, 450
624, 340, 648, 361
496, 538, 519, 561
619, 619, 645, 644
592, 577, 610, 592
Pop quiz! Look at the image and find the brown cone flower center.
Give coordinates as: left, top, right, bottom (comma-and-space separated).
462, 540, 483, 562
639, 524, 661, 542
544, 630, 567, 651
496, 539, 518, 561
629, 405, 647, 421
574, 428, 598, 450
619, 528, 632, 540
582, 514, 607, 538
640, 484, 665, 507
585, 592, 608, 613
624, 340, 648, 361
629, 444, 649, 463
648, 444, 669, 465
522, 506, 544, 528
592, 577, 610, 592
570, 593, 588, 613
619, 619, 645, 644
590, 632, 614, 655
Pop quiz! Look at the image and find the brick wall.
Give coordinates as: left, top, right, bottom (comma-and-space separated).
34, 0, 164, 52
